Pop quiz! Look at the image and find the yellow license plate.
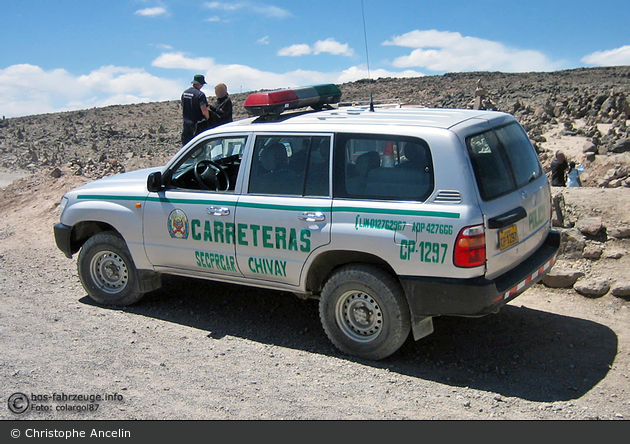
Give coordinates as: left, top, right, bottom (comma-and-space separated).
498, 225, 519, 250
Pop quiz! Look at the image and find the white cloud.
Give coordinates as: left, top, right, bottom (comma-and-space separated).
0, 64, 181, 118
152, 52, 216, 71
203, 2, 291, 18
152, 52, 424, 94
314, 39, 354, 57
383, 29, 563, 72
134, 7, 168, 17
205, 16, 221, 22
277, 44, 312, 57
581, 45, 630, 66
257, 36, 270, 45
0, 55, 424, 118
278, 39, 354, 57
77, 66, 181, 99
337, 66, 424, 84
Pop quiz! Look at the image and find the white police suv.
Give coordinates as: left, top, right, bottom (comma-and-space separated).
54, 84, 560, 360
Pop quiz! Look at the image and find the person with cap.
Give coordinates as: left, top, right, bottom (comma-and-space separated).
208, 83, 233, 128
181, 74, 210, 145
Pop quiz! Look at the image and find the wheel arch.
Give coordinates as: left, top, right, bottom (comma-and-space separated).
304, 250, 397, 296
69, 220, 119, 257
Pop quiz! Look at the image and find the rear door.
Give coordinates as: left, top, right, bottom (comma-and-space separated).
466, 122, 551, 279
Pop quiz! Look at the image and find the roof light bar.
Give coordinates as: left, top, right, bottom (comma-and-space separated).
244, 84, 342, 116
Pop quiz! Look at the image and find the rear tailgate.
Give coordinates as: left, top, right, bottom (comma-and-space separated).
465, 121, 552, 279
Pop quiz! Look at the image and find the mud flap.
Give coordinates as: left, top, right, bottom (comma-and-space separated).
412, 316, 434, 341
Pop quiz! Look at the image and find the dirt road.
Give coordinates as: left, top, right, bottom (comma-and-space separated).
1, 173, 628, 420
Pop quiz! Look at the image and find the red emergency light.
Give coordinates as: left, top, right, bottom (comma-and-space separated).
244, 84, 342, 116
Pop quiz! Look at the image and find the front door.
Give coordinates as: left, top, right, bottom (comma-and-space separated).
234, 134, 333, 286
143, 135, 248, 277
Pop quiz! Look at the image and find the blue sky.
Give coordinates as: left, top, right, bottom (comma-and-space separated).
1, 0, 629, 118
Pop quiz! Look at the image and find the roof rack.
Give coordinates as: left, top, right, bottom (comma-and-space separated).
337, 98, 403, 108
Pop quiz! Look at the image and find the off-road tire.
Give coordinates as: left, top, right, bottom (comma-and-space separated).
77, 231, 145, 306
319, 264, 411, 360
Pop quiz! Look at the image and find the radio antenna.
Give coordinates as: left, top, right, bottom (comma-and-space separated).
361, 0, 375, 111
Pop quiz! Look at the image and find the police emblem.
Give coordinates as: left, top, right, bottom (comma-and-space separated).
167, 209, 189, 239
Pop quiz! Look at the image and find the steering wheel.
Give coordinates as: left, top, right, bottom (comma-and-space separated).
193, 160, 230, 191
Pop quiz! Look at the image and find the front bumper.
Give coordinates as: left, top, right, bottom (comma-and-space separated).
400, 230, 560, 317
54, 223, 73, 258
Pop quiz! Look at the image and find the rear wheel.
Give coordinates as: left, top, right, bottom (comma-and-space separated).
77, 231, 145, 306
319, 264, 411, 360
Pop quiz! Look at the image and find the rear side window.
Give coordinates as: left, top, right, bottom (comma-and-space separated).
467, 122, 542, 201
333, 133, 434, 201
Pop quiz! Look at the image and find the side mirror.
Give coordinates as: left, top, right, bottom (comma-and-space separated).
147, 171, 163, 192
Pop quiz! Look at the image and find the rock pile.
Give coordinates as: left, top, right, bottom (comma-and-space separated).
546, 191, 630, 299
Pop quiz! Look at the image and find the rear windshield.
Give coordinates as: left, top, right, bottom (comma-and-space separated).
466, 122, 542, 201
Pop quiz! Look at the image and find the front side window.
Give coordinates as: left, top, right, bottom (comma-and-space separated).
248, 135, 331, 196
168, 136, 247, 191
333, 133, 433, 201
467, 122, 542, 201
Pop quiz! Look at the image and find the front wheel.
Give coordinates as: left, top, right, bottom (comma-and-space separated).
77, 231, 145, 306
319, 264, 411, 360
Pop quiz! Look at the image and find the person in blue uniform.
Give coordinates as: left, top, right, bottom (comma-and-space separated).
181, 74, 210, 145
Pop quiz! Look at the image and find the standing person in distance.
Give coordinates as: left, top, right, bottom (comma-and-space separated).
550, 150, 569, 187
181, 74, 210, 146
208, 83, 233, 128
567, 161, 585, 187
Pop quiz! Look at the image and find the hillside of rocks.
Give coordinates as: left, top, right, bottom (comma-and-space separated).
1, 66, 629, 179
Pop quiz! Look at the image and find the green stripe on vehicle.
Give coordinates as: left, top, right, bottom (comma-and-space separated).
77, 195, 460, 219
333, 206, 460, 219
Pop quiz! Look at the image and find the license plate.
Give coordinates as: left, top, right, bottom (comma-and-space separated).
498, 225, 519, 250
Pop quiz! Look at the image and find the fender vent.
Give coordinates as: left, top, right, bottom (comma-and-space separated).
432, 190, 462, 204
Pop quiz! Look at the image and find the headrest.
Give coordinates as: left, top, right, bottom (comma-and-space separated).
404, 142, 427, 163
355, 151, 380, 176
260, 143, 288, 171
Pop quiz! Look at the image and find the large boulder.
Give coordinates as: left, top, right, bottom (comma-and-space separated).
576, 217, 604, 236
582, 244, 603, 259
542, 268, 585, 288
582, 142, 598, 155
558, 228, 586, 259
610, 138, 630, 153
611, 282, 630, 299
608, 226, 630, 239
574, 278, 610, 298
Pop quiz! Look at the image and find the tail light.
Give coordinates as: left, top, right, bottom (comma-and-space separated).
454, 224, 486, 268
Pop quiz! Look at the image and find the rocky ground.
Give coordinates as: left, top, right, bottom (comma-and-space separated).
1, 67, 629, 420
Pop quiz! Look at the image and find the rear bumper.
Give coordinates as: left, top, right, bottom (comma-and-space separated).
400, 230, 560, 317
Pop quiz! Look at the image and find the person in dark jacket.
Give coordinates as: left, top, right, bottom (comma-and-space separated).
208, 83, 233, 128
181, 74, 210, 145
550, 150, 569, 186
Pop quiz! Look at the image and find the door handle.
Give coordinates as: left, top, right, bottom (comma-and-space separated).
207, 206, 230, 216
298, 211, 325, 222
487, 206, 526, 229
